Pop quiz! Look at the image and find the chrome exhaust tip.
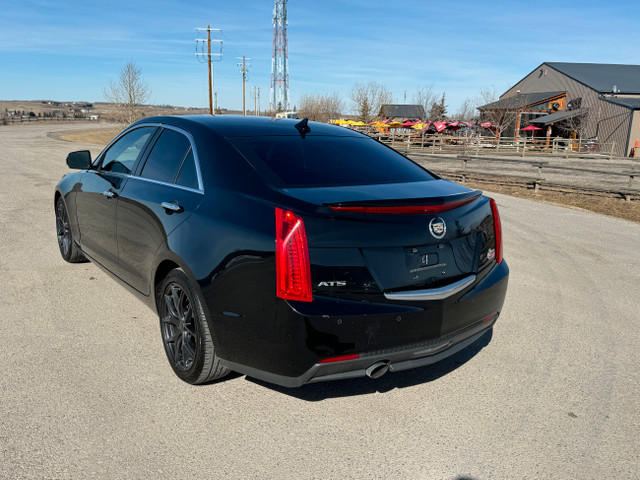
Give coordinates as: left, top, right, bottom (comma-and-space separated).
365, 361, 390, 379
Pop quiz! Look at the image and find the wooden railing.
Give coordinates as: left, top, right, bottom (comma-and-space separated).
352, 127, 621, 160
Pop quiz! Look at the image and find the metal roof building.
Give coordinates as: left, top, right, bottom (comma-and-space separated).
478, 62, 640, 156
379, 104, 425, 120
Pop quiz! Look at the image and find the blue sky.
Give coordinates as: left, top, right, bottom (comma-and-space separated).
1, 0, 639, 114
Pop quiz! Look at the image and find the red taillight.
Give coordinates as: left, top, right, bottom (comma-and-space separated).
275, 208, 312, 302
318, 354, 360, 364
330, 195, 479, 214
489, 198, 503, 264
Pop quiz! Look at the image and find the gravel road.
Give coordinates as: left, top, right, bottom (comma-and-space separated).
1, 123, 639, 479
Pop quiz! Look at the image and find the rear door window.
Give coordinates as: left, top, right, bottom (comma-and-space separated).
140, 128, 192, 184
175, 148, 199, 189
228, 136, 435, 188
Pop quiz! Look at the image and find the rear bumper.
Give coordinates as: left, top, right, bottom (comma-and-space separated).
221, 313, 497, 388
218, 260, 509, 387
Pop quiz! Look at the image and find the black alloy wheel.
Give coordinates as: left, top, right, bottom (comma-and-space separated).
158, 269, 229, 384
161, 283, 198, 371
56, 200, 71, 258
55, 197, 86, 263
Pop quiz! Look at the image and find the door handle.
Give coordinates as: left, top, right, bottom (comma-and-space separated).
102, 190, 117, 199
161, 202, 183, 213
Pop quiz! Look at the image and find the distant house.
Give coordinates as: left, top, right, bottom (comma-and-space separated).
478, 62, 640, 156
379, 104, 425, 121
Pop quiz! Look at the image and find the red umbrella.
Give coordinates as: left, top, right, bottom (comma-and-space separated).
447, 121, 472, 131
402, 120, 416, 128
431, 120, 448, 132
520, 125, 542, 131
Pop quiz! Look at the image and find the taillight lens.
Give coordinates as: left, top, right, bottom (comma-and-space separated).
275, 208, 313, 302
489, 198, 503, 264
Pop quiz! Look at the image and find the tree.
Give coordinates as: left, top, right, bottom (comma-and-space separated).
103, 61, 151, 124
298, 92, 344, 123
477, 89, 521, 139
350, 81, 392, 122
413, 85, 436, 120
453, 97, 477, 121
428, 93, 448, 121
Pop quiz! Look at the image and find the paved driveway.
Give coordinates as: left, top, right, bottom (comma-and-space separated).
1, 123, 638, 479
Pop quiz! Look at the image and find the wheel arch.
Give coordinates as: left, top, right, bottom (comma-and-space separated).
151, 254, 204, 314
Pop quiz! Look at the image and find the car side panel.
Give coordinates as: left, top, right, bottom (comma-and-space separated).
164, 188, 277, 363
116, 178, 203, 295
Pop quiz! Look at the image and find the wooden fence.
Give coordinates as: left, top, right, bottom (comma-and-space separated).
354, 127, 621, 160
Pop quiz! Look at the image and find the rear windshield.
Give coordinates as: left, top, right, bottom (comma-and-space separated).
228, 135, 435, 188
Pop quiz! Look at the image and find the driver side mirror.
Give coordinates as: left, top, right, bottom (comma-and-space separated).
66, 150, 92, 169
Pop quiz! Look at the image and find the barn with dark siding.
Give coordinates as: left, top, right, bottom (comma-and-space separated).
379, 104, 425, 121
478, 62, 640, 157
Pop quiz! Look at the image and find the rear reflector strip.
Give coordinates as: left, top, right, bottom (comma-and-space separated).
330, 195, 479, 214
318, 354, 360, 364
482, 312, 499, 323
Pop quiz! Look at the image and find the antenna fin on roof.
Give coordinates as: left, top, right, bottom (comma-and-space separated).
295, 118, 311, 138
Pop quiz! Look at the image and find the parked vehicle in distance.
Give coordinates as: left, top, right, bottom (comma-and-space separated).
54, 115, 509, 387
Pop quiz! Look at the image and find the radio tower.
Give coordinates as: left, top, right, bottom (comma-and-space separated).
270, 0, 289, 112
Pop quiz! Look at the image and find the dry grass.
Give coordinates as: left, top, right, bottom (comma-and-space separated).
50, 127, 122, 146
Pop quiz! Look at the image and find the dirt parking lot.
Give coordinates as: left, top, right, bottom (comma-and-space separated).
1, 123, 639, 479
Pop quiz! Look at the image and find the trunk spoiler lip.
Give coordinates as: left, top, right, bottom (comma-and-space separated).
327, 190, 482, 214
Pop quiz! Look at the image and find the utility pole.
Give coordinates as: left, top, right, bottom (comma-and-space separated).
257, 87, 261, 116
236, 56, 251, 116
195, 26, 222, 115
252, 86, 257, 115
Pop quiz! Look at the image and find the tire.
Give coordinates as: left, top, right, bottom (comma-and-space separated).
158, 269, 229, 384
55, 197, 87, 263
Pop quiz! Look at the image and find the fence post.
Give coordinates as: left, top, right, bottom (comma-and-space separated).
609, 141, 615, 160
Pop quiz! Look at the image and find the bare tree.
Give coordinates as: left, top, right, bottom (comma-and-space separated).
103, 61, 151, 124
413, 85, 436, 119
298, 92, 344, 123
478, 92, 522, 139
454, 97, 477, 121
479, 87, 498, 105
350, 81, 392, 122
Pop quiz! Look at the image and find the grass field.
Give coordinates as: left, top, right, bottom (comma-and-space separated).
49, 127, 123, 145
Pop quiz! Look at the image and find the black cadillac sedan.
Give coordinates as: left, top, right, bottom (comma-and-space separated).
54, 115, 508, 387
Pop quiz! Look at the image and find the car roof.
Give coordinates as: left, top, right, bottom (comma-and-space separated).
132, 115, 364, 138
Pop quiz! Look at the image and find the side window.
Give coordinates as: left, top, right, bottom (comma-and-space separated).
100, 127, 154, 174
175, 148, 199, 189
140, 129, 192, 184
